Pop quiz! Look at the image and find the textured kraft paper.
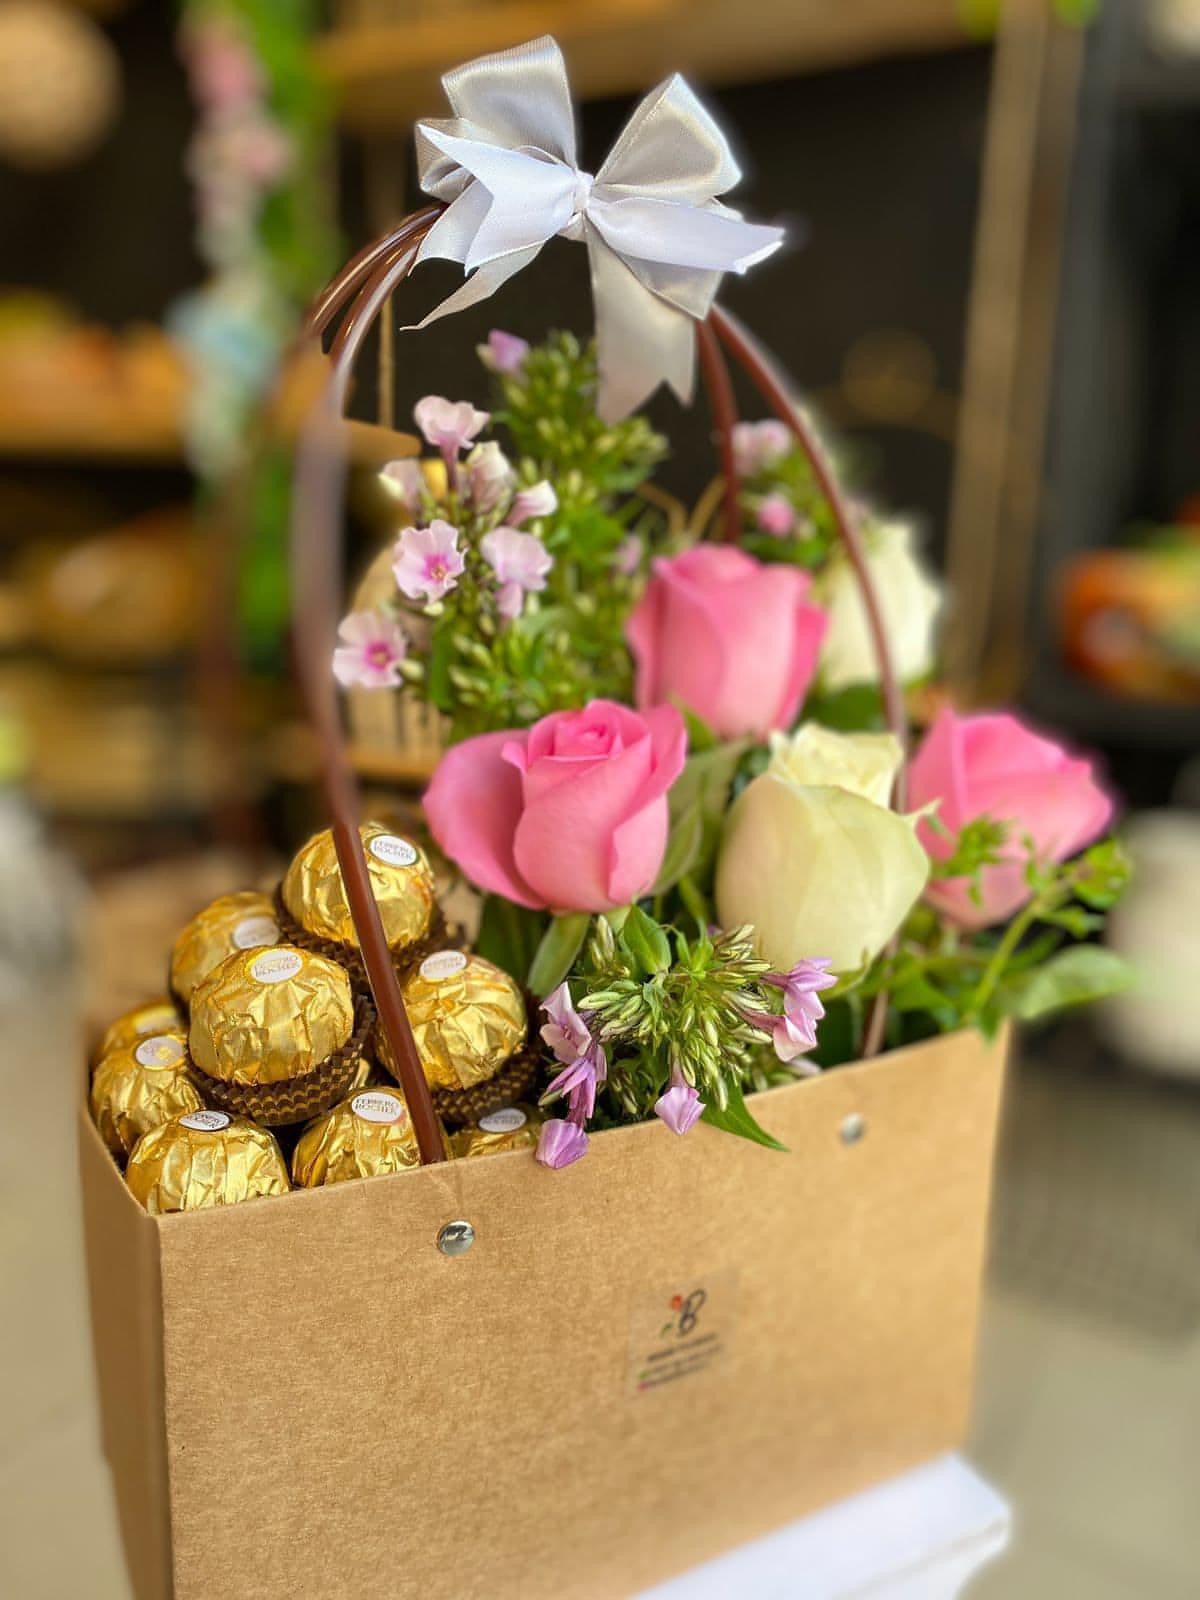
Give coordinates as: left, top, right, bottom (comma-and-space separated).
79, 1027, 1007, 1600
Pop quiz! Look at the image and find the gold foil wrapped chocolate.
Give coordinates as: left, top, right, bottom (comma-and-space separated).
90, 1030, 203, 1158
451, 1104, 543, 1160
291, 1089, 430, 1187
170, 890, 281, 1005
382, 949, 526, 1091
97, 997, 182, 1059
281, 822, 435, 954
189, 946, 354, 1086
125, 1110, 290, 1213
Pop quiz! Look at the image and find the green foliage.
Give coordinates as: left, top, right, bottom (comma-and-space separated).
701, 1078, 787, 1152
528, 913, 591, 997
1011, 946, 1135, 1022
736, 438, 839, 568
474, 896, 547, 986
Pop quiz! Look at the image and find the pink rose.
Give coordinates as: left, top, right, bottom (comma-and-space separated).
627, 546, 827, 740
909, 708, 1113, 929
424, 700, 687, 913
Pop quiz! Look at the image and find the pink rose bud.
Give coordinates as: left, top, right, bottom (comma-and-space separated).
477, 330, 530, 375
627, 546, 827, 740
909, 708, 1114, 929
425, 699, 687, 913
757, 492, 797, 538
536, 1118, 589, 1169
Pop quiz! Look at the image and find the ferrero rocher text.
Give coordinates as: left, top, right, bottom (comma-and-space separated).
291, 1090, 426, 1186
90, 1030, 202, 1158
450, 1104, 543, 1159
97, 998, 182, 1059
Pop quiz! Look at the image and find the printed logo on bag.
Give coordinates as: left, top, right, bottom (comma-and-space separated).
478, 1107, 527, 1134
419, 949, 468, 982
351, 1091, 408, 1126
250, 949, 304, 984
134, 1034, 185, 1070
232, 915, 280, 950
180, 1110, 231, 1132
626, 1268, 739, 1399
369, 834, 419, 869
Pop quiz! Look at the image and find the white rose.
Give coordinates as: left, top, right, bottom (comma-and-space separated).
816, 519, 942, 692
715, 724, 929, 974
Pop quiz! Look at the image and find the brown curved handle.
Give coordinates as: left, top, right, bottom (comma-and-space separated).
293, 213, 904, 1141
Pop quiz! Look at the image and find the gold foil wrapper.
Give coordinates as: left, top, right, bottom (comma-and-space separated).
97, 997, 182, 1059
90, 1030, 202, 1158
382, 950, 527, 1091
450, 1104, 543, 1160
281, 822, 435, 954
125, 1110, 290, 1214
170, 890, 281, 1005
291, 1089, 431, 1187
189, 946, 354, 1086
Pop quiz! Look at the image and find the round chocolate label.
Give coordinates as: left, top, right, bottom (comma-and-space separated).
419, 949, 468, 982
369, 834, 419, 869
134, 1034, 185, 1070
351, 1091, 407, 1126
180, 1110, 231, 1133
250, 949, 303, 985
478, 1107, 527, 1135
232, 915, 280, 951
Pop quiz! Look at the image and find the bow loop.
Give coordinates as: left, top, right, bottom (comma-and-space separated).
409, 35, 784, 421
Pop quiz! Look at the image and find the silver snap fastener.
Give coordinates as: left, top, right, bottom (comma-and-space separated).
840, 1113, 866, 1145
437, 1219, 476, 1256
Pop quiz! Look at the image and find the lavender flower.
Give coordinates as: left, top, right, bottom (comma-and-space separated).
477, 329, 530, 376
540, 983, 607, 1123
332, 610, 407, 689
654, 1069, 705, 1136
392, 520, 465, 603
765, 958, 836, 1035
536, 1116, 588, 1169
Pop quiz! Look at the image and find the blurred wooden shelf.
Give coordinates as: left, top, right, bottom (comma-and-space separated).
270, 719, 438, 787
318, 0, 972, 132
0, 401, 183, 462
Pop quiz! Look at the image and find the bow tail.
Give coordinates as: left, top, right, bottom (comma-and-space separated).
400, 241, 544, 337
586, 231, 697, 424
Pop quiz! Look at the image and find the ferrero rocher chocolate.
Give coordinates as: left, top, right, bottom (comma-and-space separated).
382, 949, 526, 1091
169, 890, 281, 1005
125, 1110, 290, 1213
291, 1089, 427, 1187
281, 822, 436, 954
97, 997, 182, 1059
189, 945, 354, 1086
90, 1030, 203, 1158
450, 1104, 543, 1160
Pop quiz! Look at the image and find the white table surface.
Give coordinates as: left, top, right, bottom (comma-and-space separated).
638, 1455, 1010, 1599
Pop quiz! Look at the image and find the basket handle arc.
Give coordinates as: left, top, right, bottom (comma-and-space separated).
291, 208, 908, 1166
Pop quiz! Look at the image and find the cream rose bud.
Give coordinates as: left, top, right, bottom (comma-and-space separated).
815, 519, 942, 692
716, 724, 929, 974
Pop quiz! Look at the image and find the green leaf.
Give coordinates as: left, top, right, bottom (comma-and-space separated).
652, 798, 704, 896
1010, 947, 1136, 1022
475, 896, 547, 986
701, 1078, 788, 1152
527, 913, 591, 997
619, 905, 672, 976
1074, 838, 1132, 910
676, 702, 718, 753
1042, 905, 1104, 939
665, 739, 750, 885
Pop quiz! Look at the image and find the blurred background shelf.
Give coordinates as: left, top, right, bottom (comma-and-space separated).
318, 0, 971, 131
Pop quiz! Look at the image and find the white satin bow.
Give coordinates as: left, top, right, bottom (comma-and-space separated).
410, 35, 785, 422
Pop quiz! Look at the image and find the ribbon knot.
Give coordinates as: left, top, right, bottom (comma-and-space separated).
409, 35, 785, 422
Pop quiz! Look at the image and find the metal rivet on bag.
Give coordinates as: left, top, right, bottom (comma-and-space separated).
437, 1219, 476, 1256
840, 1113, 866, 1145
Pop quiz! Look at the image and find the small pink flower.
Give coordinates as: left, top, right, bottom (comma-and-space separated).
378, 459, 426, 518
614, 534, 643, 577
742, 1000, 825, 1065
465, 442, 515, 513
509, 480, 558, 527
540, 983, 607, 1120
655, 1073, 705, 1136
481, 528, 553, 617
332, 610, 408, 689
757, 492, 797, 539
393, 520, 465, 603
180, 19, 263, 110
732, 419, 791, 478
536, 1117, 589, 1169
541, 983, 592, 1063
477, 330, 530, 376
413, 396, 489, 462
765, 958, 836, 1034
